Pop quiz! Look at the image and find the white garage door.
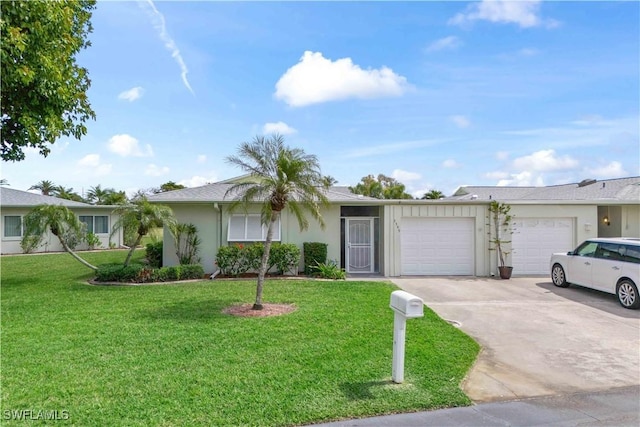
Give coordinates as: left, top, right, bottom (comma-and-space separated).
401, 218, 474, 275
512, 218, 574, 275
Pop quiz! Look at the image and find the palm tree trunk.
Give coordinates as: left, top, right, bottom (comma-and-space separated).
56, 236, 98, 271
253, 212, 279, 310
124, 234, 143, 267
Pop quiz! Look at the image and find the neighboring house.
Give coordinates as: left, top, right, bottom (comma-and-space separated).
148, 176, 640, 277
1, 187, 123, 254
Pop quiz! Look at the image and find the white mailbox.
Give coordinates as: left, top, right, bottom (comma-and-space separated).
390, 290, 424, 383
390, 290, 424, 318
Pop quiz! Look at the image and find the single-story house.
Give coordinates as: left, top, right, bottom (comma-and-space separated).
1, 187, 123, 254
147, 176, 640, 277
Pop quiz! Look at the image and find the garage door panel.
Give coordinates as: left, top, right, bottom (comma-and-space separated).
512, 218, 574, 275
401, 218, 474, 275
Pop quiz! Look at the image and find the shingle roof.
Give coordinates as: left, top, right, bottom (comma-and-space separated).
449, 177, 640, 202
0, 187, 93, 208
147, 182, 380, 203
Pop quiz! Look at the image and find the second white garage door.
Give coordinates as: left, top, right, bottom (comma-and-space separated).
401, 217, 475, 275
511, 218, 574, 275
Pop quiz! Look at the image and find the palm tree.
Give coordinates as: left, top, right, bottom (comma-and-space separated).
21, 204, 98, 270
0, 179, 9, 186
86, 185, 113, 205
225, 135, 329, 310
111, 198, 176, 266
422, 190, 445, 200
29, 180, 56, 196
56, 186, 85, 202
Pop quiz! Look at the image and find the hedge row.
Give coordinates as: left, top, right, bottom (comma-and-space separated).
215, 242, 300, 277
95, 263, 204, 283
303, 242, 328, 275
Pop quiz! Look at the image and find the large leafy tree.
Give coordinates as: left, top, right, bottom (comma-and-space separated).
226, 135, 329, 310
21, 204, 97, 270
111, 199, 176, 266
28, 180, 57, 196
422, 189, 445, 200
350, 174, 413, 199
1, 0, 97, 162
155, 181, 186, 193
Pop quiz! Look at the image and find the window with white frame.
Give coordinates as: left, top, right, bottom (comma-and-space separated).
228, 214, 281, 241
79, 215, 109, 234
3, 216, 22, 238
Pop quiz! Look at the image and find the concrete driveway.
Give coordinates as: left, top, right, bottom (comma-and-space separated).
391, 277, 640, 403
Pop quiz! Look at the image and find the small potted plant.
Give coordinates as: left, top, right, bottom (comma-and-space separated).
488, 201, 513, 279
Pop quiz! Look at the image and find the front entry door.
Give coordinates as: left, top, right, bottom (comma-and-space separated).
346, 218, 374, 273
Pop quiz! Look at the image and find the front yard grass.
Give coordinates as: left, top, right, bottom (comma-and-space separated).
1, 251, 479, 426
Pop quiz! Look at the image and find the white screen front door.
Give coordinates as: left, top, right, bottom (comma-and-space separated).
346, 218, 374, 273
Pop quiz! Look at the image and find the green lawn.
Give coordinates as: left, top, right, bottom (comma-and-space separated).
1, 250, 479, 426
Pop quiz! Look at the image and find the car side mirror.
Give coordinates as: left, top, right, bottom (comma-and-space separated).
567, 251, 574, 256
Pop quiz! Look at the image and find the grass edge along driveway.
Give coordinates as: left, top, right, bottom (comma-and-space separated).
1, 251, 479, 426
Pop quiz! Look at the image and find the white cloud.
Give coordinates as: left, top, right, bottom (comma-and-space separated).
274, 51, 409, 107
391, 169, 421, 182
144, 164, 170, 177
442, 159, 461, 168
118, 86, 144, 102
450, 115, 471, 128
512, 149, 579, 172
107, 134, 153, 157
584, 161, 627, 179
178, 175, 218, 188
425, 36, 462, 53
141, 0, 193, 94
485, 171, 510, 180
497, 171, 545, 186
77, 154, 112, 176
78, 154, 101, 167
449, 0, 557, 29
262, 121, 297, 135
197, 154, 207, 164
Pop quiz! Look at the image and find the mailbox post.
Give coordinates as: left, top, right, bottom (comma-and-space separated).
390, 290, 424, 383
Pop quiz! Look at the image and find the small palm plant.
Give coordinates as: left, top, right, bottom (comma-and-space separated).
225, 134, 330, 309
111, 198, 176, 266
488, 201, 514, 278
22, 204, 98, 270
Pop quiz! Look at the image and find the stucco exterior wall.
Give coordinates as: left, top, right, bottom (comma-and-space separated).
1, 207, 122, 254
162, 203, 220, 273
163, 203, 340, 274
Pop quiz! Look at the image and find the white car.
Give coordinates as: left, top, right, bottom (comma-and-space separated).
550, 238, 640, 309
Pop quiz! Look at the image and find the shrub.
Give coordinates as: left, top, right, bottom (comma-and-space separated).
95, 263, 144, 282
179, 264, 205, 280
269, 243, 301, 274
146, 241, 163, 268
95, 263, 204, 283
215, 244, 246, 276
170, 223, 201, 265
20, 235, 43, 254
313, 260, 346, 280
85, 233, 101, 250
303, 242, 328, 275
245, 242, 264, 271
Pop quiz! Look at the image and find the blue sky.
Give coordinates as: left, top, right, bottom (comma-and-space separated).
3, 0, 639, 197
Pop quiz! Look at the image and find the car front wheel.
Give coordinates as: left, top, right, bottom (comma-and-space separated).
551, 264, 569, 288
616, 280, 640, 309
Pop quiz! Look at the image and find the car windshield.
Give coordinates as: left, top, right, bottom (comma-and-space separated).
575, 241, 598, 257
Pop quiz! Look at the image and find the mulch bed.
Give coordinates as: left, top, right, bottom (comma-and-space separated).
222, 303, 297, 317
